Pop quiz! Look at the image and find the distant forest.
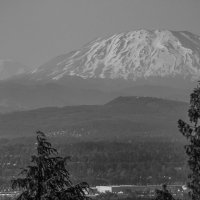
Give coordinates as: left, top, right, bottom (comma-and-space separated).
0, 136, 187, 188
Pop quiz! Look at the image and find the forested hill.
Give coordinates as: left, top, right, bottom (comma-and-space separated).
0, 96, 189, 187
0, 96, 188, 140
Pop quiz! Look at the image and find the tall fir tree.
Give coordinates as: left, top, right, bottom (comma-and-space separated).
178, 82, 200, 200
12, 131, 90, 200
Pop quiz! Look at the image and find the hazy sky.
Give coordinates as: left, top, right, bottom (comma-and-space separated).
0, 0, 199, 68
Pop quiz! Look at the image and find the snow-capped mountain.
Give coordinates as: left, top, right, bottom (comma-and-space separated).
1, 29, 200, 113
0, 60, 28, 80
31, 30, 200, 81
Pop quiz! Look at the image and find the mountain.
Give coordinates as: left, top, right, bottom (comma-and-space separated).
0, 29, 200, 112
0, 60, 31, 112
0, 96, 188, 139
31, 30, 200, 81
0, 60, 28, 80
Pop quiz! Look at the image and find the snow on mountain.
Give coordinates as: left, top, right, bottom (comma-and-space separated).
0, 60, 28, 80
0, 29, 200, 112
31, 30, 200, 81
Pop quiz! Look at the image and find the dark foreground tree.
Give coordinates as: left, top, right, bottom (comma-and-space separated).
11, 131, 90, 200
178, 82, 200, 200
154, 184, 174, 200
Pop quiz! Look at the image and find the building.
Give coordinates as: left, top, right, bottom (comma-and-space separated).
95, 184, 185, 195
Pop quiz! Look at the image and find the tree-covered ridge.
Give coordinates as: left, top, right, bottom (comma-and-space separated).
0, 96, 187, 138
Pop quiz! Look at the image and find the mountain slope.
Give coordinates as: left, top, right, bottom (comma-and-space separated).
31, 30, 200, 81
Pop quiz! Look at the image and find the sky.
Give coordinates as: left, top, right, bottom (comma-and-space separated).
0, 0, 200, 68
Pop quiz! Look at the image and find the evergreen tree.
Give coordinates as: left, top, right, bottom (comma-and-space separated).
155, 184, 174, 200
178, 82, 200, 200
11, 131, 90, 200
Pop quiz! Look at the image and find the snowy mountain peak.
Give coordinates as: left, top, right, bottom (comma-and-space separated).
32, 29, 200, 81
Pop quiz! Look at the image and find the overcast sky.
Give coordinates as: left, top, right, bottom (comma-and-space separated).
0, 0, 199, 68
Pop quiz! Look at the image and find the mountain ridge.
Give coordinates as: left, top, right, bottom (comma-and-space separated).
0, 96, 188, 139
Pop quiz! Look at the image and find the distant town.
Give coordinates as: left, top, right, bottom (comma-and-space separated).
0, 184, 189, 200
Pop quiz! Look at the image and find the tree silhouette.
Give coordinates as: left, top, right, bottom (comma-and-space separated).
155, 184, 174, 200
178, 82, 200, 200
11, 131, 90, 200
